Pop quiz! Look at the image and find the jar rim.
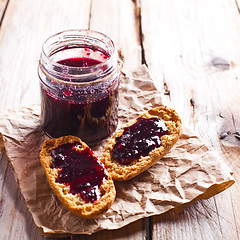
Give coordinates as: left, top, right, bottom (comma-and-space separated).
39, 60, 119, 87
39, 29, 118, 85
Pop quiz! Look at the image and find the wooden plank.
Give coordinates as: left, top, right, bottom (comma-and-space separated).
90, 0, 142, 72
0, 0, 90, 239
140, 0, 240, 239
0, 153, 47, 240
0, 0, 145, 239
152, 192, 238, 240
89, 1, 145, 240
0, 0, 8, 24
0, 0, 91, 111
72, 219, 145, 240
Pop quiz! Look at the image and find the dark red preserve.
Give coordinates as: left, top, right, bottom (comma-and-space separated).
112, 117, 169, 165
50, 142, 108, 203
39, 30, 119, 146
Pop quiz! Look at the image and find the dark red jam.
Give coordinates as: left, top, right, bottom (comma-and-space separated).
51, 142, 108, 203
112, 117, 169, 165
58, 57, 104, 68
41, 56, 119, 146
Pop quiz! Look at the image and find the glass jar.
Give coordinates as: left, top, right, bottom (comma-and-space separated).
38, 30, 120, 146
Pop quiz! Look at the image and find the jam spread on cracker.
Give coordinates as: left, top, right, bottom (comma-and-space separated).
51, 142, 107, 203
112, 117, 169, 165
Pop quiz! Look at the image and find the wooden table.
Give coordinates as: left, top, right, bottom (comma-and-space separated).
1, 0, 240, 239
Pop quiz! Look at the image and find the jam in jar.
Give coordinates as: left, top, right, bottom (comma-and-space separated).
38, 30, 120, 146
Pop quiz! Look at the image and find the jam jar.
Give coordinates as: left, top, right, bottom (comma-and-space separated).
38, 30, 120, 146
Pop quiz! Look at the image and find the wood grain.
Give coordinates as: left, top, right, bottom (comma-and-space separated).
90, 0, 141, 72
0, 0, 144, 239
0, 0, 91, 111
87, 1, 146, 239
72, 219, 145, 240
0, 0, 8, 23
140, 0, 240, 239
0, 0, 89, 239
1, 0, 240, 239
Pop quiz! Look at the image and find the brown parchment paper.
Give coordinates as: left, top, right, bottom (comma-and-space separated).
0, 65, 235, 237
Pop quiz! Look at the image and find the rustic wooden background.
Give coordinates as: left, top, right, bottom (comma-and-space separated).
0, 0, 240, 239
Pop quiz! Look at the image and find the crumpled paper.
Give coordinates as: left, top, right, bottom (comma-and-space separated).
0, 65, 234, 237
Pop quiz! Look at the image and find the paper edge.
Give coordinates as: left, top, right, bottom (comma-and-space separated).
0, 70, 236, 236
39, 179, 235, 236
0, 132, 6, 154
0, 113, 236, 237
174, 179, 235, 214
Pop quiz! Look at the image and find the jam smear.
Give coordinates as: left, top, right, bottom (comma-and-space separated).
41, 56, 119, 146
51, 142, 108, 203
112, 117, 169, 165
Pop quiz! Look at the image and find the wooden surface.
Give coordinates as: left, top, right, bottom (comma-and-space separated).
0, 0, 240, 239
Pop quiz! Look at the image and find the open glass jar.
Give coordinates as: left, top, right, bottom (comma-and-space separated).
38, 30, 120, 146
